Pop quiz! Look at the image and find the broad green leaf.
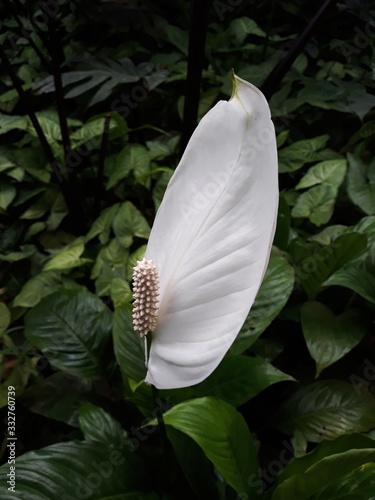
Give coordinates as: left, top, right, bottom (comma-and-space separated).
112, 304, 146, 383
347, 153, 375, 215
278, 135, 330, 173
19, 372, 89, 427
275, 380, 375, 442
301, 302, 368, 376
291, 232, 367, 298
126, 245, 148, 280
0, 441, 150, 499
151, 397, 260, 497
271, 449, 375, 500
24, 289, 113, 378
112, 201, 150, 248
276, 433, 375, 485
0, 184, 16, 209
231, 254, 294, 354
295, 159, 346, 190
43, 238, 86, 271
79, 401, 129, 447
164, 356, 295, 407
13, 271, 62, 308
0, 302, 11, 335
166, 427, 219, 499
107, 145, 150, 189
311, 462, 375, 500
292, 184, 336, 226
323, 265, 375, 304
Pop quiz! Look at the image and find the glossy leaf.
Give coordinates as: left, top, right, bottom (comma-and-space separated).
24, 289, 113, 378
231, 254, 294, 355
347, 153, 375, 215
79, 401, 129, 447
323, 265, 375, 304
275, 380, 375, 442
301, 302, 368, 376
112, 304, 147, 383
151, 397, 260, 497
0, 441, 150, 499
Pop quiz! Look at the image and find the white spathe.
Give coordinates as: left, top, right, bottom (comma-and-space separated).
144, 74, 279, 389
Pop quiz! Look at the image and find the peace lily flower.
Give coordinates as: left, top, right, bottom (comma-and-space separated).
132, 73, 278, 389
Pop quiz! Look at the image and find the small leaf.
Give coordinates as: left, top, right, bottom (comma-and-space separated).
107, 145, 150, 189
275, 380, 375, 442
0, 302, 11, 335
13, 271, 62, 308
278, 135, 330, 173
292, 184, 336, 226
43, 238, 86, 271
295, 159, 346, 190
347, 153, 375, 215
301, 302, 368, 376
151, 397, 260, 497
0, 184, 16, 209
112, 202, 150, 248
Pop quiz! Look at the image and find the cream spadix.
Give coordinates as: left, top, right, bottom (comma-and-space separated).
133, 74, 279, 389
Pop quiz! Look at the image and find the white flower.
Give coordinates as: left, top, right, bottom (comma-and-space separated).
132, 73, 279, 389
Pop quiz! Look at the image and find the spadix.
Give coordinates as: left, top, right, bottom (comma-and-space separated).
132, 74, 279, 389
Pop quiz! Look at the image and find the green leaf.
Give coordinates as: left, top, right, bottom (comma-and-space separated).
0, 184, 16, 209
165, 25, 188, 55
0, 441, 150, 499
275, 380, 375, 442
347, 153, 375, 215
301, 302, 368, 376
278, 135, 330, 173
291, 232, 367, 299
274, 194, 291, 250
295, 159, 346, 190
166, 427, 219, 500
0, 302, 11, 335
112, 304, 146, 383
13, 271, 62, 308
231, 254, 294, 354
271, 449, 375, 500
19, 372, 89, 427
107, 145, 150, 189
112, 202, 150, 248
0, 113, 28, 134
43, 238, 87, 271
229, 17, 266, 44
85, 204, 120, 244
311, 462, 375, 500
277, 433, 375, 485
24, 289, 113, 378
205, 357, 295, 404
79, 401, 129, 446
292, 184, 336, 226
110, 277, 132, 307
0, 244, 36, 262
152, 397, 260, 497
323, 265, 375, 305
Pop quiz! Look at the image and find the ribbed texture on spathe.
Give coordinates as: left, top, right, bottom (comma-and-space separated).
132, 258, 159, 337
